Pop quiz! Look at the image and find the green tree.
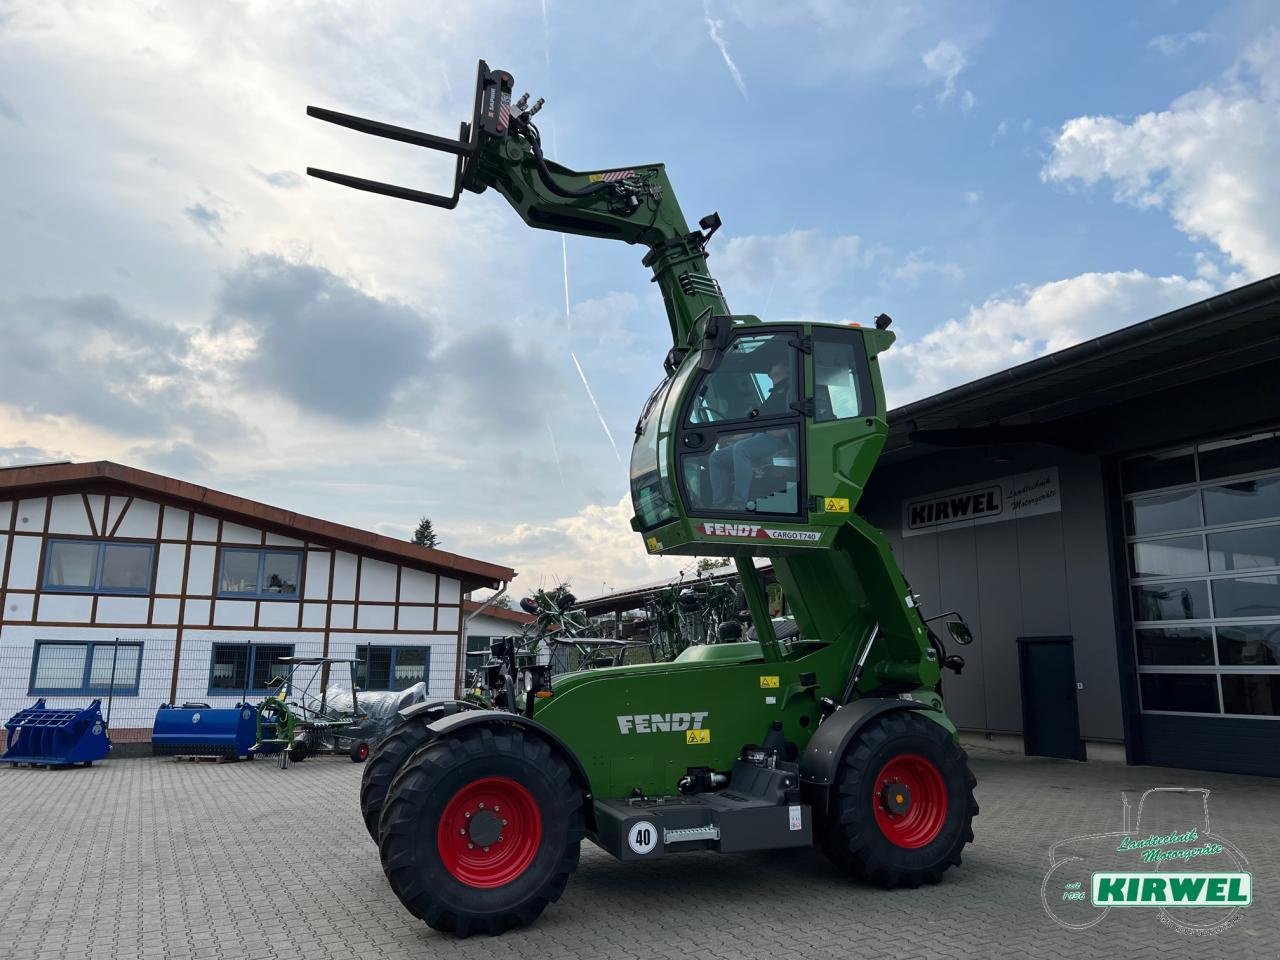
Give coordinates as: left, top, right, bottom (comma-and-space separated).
412, 516, 439, 548
695, 556, 730, 575
476, 591, 513, 610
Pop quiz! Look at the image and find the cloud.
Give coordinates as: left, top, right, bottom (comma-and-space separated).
882, 270, 1213, 405
716, 228, 872, 306
1043, 34, 1280, 279
0, 91, 22, 124
0, 444, 65, 468
703, 0, 748, 100
1149, 32, 1209, 57
0, 294, 246, 442
922, 39, 972, 107
429, 327, 561, 436
891, 252, 964, 286
250, 167, 304, 190
215, 254, 432, 422
454, 494, 687, 594
126, 440, 216, 478
184, 202, 225, 238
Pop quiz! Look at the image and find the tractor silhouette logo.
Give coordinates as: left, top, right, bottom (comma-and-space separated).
1041, 788, 1250, 936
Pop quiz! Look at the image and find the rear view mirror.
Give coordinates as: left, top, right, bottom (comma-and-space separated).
945, 620, 974, 646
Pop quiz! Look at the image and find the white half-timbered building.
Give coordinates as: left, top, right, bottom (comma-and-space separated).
0, 461, 515, 741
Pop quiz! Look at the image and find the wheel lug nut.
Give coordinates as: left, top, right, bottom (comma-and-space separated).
494, 805, 500, 813
459, 828, 466, 835
467, 843, 474, 849
465, 812, 472, 818
501, 819, 507, 826
479, 802, 485, 809
483, 846, 490, 852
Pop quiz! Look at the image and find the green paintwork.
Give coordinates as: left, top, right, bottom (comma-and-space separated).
315, 61, 960, 802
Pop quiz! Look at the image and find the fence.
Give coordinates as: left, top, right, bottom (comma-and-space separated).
0, 636, 461, 745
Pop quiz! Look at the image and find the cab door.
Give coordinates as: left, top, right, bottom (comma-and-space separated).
805, 325, 880, 511
675, 329, 806, 520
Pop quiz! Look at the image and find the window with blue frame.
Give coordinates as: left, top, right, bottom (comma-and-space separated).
355, 644, 429, 692
217, 548, 303, 600
43, 540, 154, 594
208, 643, 294, 695
29, 640, 143, 696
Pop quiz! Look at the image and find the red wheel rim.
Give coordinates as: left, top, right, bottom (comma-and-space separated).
437, 777, 542, 888
872, 753, 948, 849
356, 743, 369, 760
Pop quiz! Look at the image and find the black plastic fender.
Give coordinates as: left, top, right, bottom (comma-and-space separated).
799, 698, 926, 816
401, 706, 597, 830
397, 698, 478, 722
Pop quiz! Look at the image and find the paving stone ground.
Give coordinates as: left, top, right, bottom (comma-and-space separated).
1, 744, 1276, 960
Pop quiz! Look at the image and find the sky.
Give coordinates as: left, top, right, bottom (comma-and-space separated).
1, 1, 1278, 598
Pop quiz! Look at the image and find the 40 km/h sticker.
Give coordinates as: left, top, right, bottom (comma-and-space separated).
686, 729, 711, 744
628, 821, 658, 855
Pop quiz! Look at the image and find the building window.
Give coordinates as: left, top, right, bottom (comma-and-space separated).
208, 643, 293, 695
355, 644, 429, 692
465, 636, 492, 675
217, 548, 303, 600
29, 641, 142, 696
1124, 428, 1280, 719
43, 540, 154, 595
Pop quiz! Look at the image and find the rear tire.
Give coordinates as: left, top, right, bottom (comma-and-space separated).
378, 726, 583, 936
360, 719, 437, 840
350, 741, 370, 763
820, 712, 977, 887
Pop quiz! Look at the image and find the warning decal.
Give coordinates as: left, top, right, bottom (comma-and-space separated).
686, 729, 711, 745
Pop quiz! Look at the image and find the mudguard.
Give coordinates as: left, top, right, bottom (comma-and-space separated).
398, 706, 597, 829
799, 698, 926, 814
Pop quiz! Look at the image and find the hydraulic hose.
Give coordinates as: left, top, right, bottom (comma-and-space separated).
523, 120, 616, 199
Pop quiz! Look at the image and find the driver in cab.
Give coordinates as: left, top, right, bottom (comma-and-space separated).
709, 356, 794, 507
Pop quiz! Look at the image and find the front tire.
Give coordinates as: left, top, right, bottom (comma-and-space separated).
378, 726, 583, 936
820, 711, 977, 887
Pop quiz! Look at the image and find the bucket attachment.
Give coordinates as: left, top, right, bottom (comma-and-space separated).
3, 698, 111, 767
151, 702, 258, 760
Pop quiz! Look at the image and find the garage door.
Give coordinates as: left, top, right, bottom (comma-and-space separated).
1122, 429, 1280, 775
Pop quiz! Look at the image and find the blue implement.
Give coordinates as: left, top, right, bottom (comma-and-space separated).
3, 698, 112, 767
151, 702, 258, 760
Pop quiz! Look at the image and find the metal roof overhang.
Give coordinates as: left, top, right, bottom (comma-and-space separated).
882, 273, 1280, 463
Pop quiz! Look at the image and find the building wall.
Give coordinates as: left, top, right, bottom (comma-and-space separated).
862, 445, 1126, 743
0, 490, 465, 736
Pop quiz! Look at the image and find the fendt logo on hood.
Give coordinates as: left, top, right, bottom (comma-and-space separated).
617, 712, 709, 734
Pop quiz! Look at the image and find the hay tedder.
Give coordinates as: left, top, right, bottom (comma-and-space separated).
306, 60, 978, 936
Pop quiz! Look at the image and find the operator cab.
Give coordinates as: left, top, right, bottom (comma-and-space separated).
631, 316, 893, 554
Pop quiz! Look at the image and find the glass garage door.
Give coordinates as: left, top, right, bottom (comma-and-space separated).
1123, 430, 1280, 718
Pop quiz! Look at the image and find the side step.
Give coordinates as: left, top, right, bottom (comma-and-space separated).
592, 792, 812, 861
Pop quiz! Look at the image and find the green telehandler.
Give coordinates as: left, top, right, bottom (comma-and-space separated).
307, 60, 978, 936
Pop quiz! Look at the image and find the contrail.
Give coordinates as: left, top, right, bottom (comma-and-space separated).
561, 235, 572, 331
540, 0, 552, 66
571, 350, 622, 463
545, 414, 566, 486
543, 9, 617, 464
703, 0, 748, 100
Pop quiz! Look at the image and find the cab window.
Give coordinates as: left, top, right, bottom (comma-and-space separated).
685, 334, 797, 425
813, 330, 873, 422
